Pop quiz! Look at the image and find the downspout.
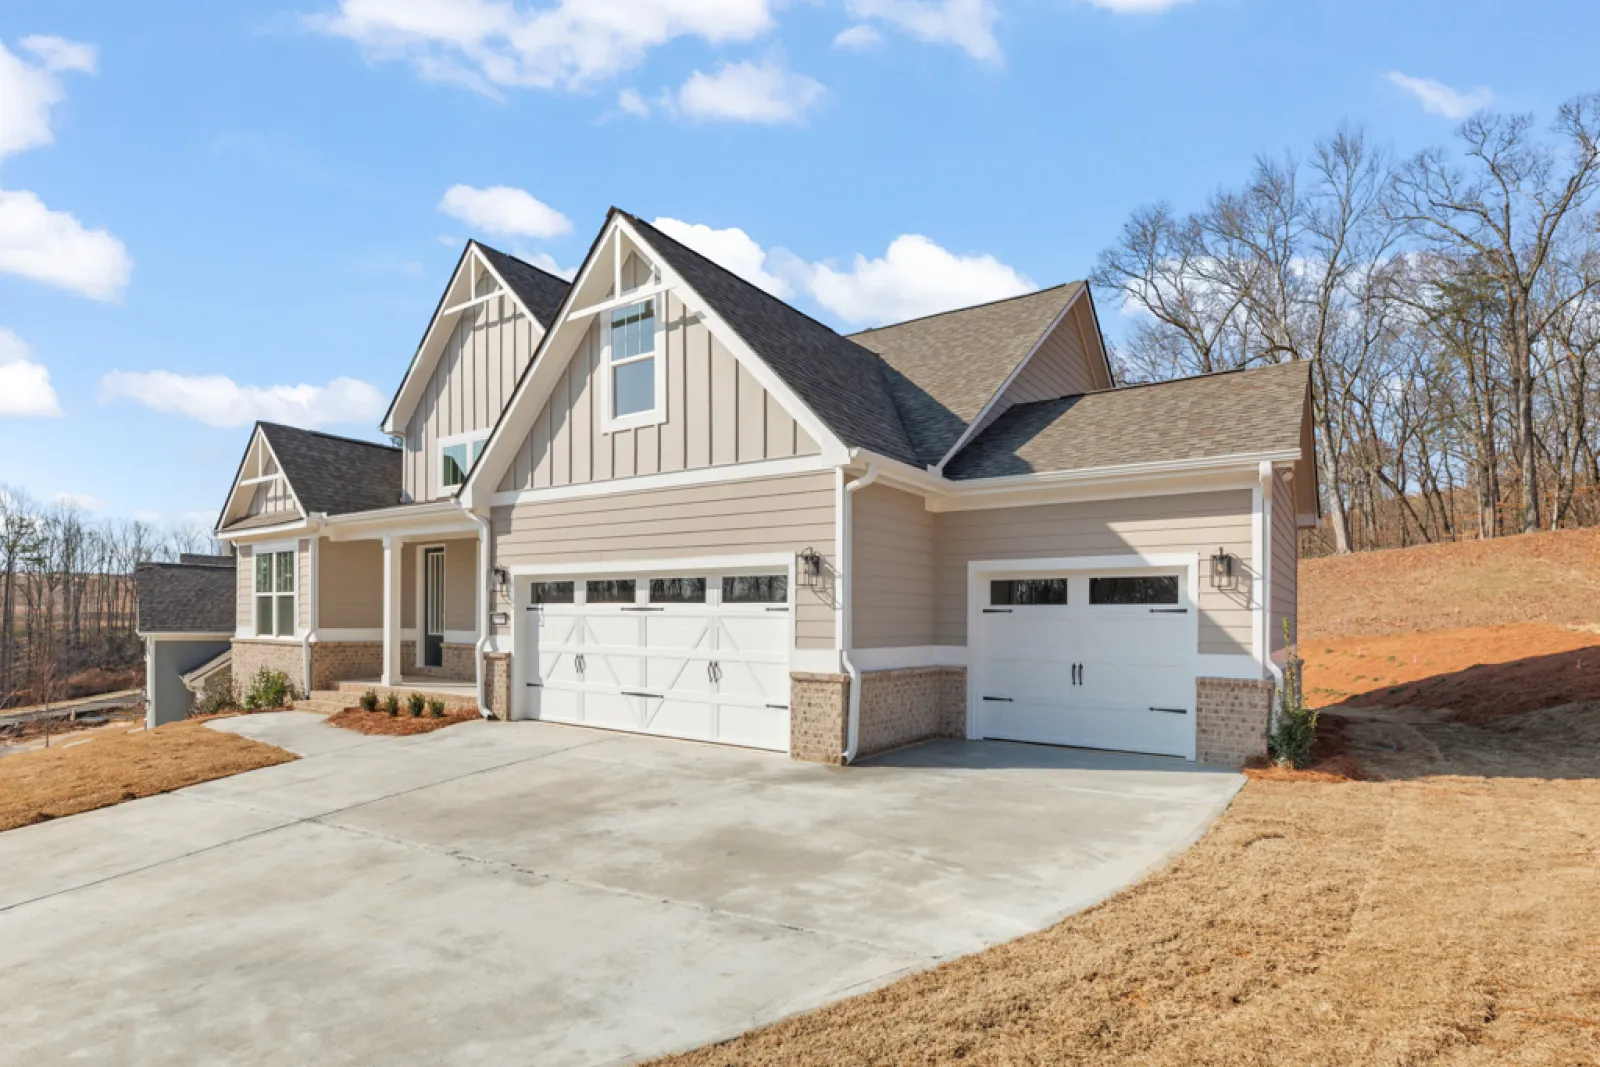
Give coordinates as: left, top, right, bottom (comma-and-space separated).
300, 515, 324, 699
839, 459, 880, 764
1258, 462, 1284, 693
470, 510, 494, 719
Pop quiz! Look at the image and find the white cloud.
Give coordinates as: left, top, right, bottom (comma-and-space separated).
617, 88, 650, 116
311, 0, 776, 93
652, 217, 793, 297
1084, 0, 1197, 11
98, 371, 387, 429
833, 25, 882, 50
0, 35, 97, 163
0, 328, 63, 417
0, 189, 132, 301
52, 492, 102, 511
677, 60, 823, 124
806, 234, 1033, 326
21, 35, 97, 74
524, 250, 577, 280
133, 509, 162, 523
846, 0, 998, 62
1387, 72, 1493, 120
438, 184, 571, 239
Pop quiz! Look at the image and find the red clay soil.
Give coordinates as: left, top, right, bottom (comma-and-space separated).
1301, 622, 1600, 722
325, 706, 479, 736
1244, 714, 1363, 782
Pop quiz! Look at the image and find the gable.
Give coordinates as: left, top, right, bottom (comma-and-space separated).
216, 427, 303, 532
962, 290, 1111, 446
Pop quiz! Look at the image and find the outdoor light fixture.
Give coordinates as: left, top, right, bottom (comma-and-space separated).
492, 564, 510, 591
1210, 548, 1234, 588
797, 548, 823, 588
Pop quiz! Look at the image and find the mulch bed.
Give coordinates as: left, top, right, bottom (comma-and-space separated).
325, 706, 480, 736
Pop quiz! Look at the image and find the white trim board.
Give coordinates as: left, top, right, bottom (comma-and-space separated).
490, 453, 831, 508
504, 552, 794, 578
850, 646, 968, 671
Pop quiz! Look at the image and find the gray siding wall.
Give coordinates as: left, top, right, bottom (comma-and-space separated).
1271, 474, 1298, 651
852, 483, 937, 648
496, 293, 819, 493
932, 490, 1255, 655
150, 639, 230, 726
404, 294, 540, 503
490, 470, 837, 648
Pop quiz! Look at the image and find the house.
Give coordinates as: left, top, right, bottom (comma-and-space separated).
209, 209, 1316, 766
134, 554, 237, 727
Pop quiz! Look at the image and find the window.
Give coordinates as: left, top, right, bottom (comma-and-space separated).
605, 299, 661, 426
990, 579, 1068, 606
529, 581, 575, 605
650, 577, 706, 604
722, 575, 787, 604
441, 434, 487, 489
253, 548, 296, 636
1090, 575, 1180, 605
586, 578, 636, 604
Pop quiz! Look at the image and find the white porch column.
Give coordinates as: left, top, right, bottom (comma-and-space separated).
381, 534, 402, 686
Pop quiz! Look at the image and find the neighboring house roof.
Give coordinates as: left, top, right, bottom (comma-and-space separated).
623, 213, 923, 467
135, 557, 237, 634
849, 284, 1087, 467
474, 243, 571, 327
180, 553, 235, 566
944, 361, 1311, 480
254, 423, 402, 517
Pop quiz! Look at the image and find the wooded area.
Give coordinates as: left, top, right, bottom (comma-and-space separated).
0, 486, 221, 709
1094, 93, 1600, 555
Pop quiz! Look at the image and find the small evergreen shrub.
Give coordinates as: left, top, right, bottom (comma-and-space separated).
383, 692, 400, 717
243, 668, 292, 710
428, 698, 446, 719
1268, 618, 1318, 768
407, 692, 426, 717
358, 689, 379, 712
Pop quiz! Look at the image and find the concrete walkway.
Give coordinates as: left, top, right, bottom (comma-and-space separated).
0, 714, 1243, 1067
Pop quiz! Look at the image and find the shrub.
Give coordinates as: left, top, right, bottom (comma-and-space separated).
359, 689, 379, 712
1268, 618, 1318, 768
194, 687, 235, 717
383, 692, 400, 717
407, 692, 426, 717
428, 698, 446, 719
243, 668, 292, 711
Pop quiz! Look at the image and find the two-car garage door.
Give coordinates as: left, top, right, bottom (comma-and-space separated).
515, 571, 792, 751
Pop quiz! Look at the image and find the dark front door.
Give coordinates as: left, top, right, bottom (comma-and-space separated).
423, 547, 445, 668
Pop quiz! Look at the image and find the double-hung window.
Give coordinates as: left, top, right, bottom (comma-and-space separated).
254, 548, 296, 637
603, 298, 663, 430
440, 432, 488, 489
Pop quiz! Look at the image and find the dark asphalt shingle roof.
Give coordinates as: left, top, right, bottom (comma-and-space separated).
475, 244, 572, 327
848, 284, 1085, 466
623, 213, 922, 467
255, 423, 402, 517
136, 558, 236, 634
944, 361, 1311, 480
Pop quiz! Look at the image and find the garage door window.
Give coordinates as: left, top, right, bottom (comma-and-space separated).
530, 581, 575, 605
990, 578, 1068, 606
586, 578, 636, 604
650, 577, 706, 603
722, 575, 786, 604
1089, 575, 1179, 605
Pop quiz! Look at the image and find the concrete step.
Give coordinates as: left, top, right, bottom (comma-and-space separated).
333, 681, 478, 710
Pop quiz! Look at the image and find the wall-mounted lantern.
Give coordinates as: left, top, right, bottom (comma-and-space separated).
1210, 548, 1234, 588
797, 548, 823, 588
492, 565, 510, 592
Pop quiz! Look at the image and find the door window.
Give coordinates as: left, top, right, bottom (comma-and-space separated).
649, 577, 706, 603
722, 575, 787, 604
586, 578, 636, 604
990, 578, 1067, 606
1089, 575, 1179, 605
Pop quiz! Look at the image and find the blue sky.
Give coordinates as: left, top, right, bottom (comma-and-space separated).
1, 0, 1595, 529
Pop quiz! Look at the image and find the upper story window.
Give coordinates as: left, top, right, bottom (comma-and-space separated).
603, 298, 664, 432
440, 431, 488, 489
253, 547, 296, 637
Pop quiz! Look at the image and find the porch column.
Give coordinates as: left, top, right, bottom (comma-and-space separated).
381, 534, 402, 686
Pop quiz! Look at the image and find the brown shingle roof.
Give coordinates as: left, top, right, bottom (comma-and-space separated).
849, 284, 1085, 466
944, 361, 1310, 480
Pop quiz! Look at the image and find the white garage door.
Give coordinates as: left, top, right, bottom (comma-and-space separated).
517, 572, 791, 751
973, 569, 1197, 759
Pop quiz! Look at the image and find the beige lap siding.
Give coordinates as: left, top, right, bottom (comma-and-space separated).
236, 546, 253, 632
932, 489, 1256, 655
852, 483, 938, 648
489, 470, 837, 648
317, 539, 384, 629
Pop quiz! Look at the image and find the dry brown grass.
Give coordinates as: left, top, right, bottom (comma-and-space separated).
651, 706, 1600, 1066
0, 717, 295, 832
325, 706, 479, 736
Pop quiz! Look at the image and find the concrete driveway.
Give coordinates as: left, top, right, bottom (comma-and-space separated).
0, 713, 1242, 1066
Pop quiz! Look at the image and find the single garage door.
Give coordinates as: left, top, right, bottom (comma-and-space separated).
518, 571, 792, 751
972, 568, 1197, 759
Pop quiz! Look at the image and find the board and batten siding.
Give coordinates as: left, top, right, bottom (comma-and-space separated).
405, 294, 540, 503
490, 470, 837, 648
932, 490, 1256, 655
496, 293, 819, 494
243, 476, 297, 519
852, 483, 937, 648
1271, 474, 1298, 651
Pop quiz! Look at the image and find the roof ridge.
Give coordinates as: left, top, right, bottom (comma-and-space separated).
1009, 359, 1308, 407
847, 282, 1080, 337
258, 422, 400, 453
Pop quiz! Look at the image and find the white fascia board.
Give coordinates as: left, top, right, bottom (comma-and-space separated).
139, 630, 234, 641
217, 428, 306, 533
489, 453, 832, 508
505, 552, 792, 577
218, 517, 311, 543
932, 284, 1086, 472
322, 504, 475, 541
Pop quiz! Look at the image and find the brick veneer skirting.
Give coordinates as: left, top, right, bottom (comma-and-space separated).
408, 642, 476, 682
484, 653, 510, 720
310, 641, 382, 690
230, 639, 305, 701
790, 672, 849, 764
857, 666, 966, 758
1196, 676, 1274, 767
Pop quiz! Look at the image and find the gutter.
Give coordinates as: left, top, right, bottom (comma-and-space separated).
470, 510, 495, 720
838, 459, 880, 764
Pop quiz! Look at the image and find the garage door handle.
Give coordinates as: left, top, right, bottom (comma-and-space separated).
525, 682, 541, 687
1149, 706, 1188, 715
622, 690, 662, 699
765, 703, 789, 710
764, 606, 788, 612
622, 606, 664, 612
982, 608, 1012, 614
981, 696, 1013, 702
1149, 608, 1188, 614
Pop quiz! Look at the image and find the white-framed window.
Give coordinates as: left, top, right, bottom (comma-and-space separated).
252, 545, 296, 637
440, 430, 488, 489
601, 297, 666, 432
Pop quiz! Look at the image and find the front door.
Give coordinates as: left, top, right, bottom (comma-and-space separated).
423, 547, 444, 668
